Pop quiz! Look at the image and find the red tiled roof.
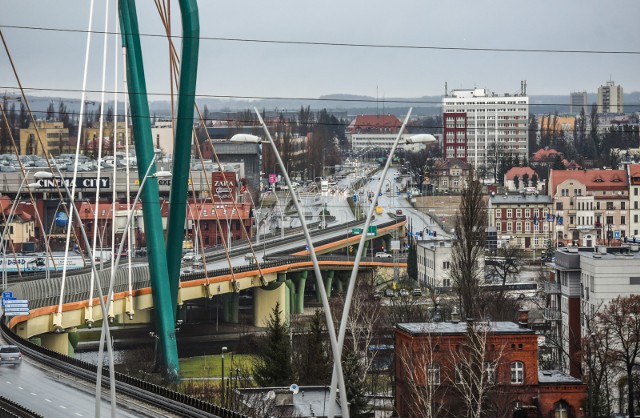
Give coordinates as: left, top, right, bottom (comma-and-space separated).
550, 169, 628, 194
505, 166, 536, 179
346, 115, 402, 133
531, 147, 564, 162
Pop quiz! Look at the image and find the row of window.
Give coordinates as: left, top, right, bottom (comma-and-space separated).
426, 361, 524, 385
495, 208, 546, 219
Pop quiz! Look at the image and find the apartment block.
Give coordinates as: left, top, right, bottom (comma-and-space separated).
597, 80, 623, 114
442, 85, 529, 174
549, 169, 629, 246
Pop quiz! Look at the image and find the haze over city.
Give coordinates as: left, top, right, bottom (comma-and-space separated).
1, 0, 639, 104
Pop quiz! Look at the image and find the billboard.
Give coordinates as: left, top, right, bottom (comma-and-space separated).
211, 171, 238, 202
36, 177, 110, 189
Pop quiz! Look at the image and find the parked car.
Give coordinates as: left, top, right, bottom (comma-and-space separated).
135, 247, 147, 257
399, 289, 410, 297
412, 288, 423, 297
384, 289, 396, 297
375, 252, 392, 258
181, 252, 196, 263
0, 345, 22, 365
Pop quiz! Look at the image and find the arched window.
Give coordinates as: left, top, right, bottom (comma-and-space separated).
554, 401, 568, 418
510, 361, 524, 384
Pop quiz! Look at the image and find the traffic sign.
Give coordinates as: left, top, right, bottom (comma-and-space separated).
4, 299, 29, 316
614, 230, 621, 240
367, 225, 377, 236
2, 291, 12, 299
352, 228, 363, 235
352, 194, 358, 202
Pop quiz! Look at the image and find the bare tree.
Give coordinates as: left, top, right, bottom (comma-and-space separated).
450, 169, 487, 319
597, 295, 640, 418
584, 304, 615, 418
449, 322, 507, 418
396, 332, 450, 417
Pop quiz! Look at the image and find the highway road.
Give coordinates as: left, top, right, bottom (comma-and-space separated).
0, 337, 167, 417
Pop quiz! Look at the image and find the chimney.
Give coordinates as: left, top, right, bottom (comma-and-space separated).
451, 306, 460, 324
518, 309, 529, 328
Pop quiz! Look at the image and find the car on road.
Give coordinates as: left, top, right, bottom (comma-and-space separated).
384, 289, 395, 297
399, 289, 410, 297
375, 252, 392, 258
412, 288, 423, 297
0, 345, 22, 365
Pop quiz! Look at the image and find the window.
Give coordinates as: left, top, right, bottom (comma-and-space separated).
485, 363, 495, 384
495, 209, 502, 218
622, 202, 626, 210
515, 209, 522, 218
606, 202, 614, 210
510, 361, 524, 384
443, 261, 450, 269
428, 363, 441, 385
506, 209, 512, 218
554, 401, 569, 418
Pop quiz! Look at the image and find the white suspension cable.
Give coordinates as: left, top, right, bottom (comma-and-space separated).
88, 0, 110, 319
55, 0, 95, 324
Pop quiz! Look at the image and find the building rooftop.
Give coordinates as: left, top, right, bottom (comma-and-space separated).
489, 194, 552, 205
538, 370, 583, 385
397, 321, 535, 336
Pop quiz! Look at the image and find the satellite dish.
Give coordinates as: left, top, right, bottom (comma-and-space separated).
289, 384, 299, 394
266, 390, 276, 401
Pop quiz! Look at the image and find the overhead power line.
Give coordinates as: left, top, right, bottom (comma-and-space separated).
1, 24, 639, 55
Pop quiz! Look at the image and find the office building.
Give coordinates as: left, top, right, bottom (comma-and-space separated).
597, 80, 623, 114
442, 84, 529, 175
569, 91, 588, 115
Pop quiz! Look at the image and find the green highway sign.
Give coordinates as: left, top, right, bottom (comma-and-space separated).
352, 228, 363, 234
367, 225, 377, 236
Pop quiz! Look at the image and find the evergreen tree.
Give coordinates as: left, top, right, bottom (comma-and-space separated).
252, 302, 293, 386
513, 154, 520, 168
46, 101, 55, 121
342, 349, 369, 417
531, 173, 539, 189
295, 310, 331, 385
406, 240, 418, 280
513, 175, 520, 191
522, 173, 529, 188
528, 113, 538, 154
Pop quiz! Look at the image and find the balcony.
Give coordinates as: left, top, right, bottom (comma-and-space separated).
544, 282, 562, 294
544, 308, 562, 321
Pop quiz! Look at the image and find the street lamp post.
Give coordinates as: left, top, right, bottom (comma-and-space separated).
221, 346, 228, 406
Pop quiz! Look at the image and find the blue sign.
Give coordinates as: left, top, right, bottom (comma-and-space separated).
614, 230, 621, 240
378, 192, 382, 197
55, 211, 69, 227
2, 291, 12, 299
305, 245, 309, 250
352, 194, 358, 202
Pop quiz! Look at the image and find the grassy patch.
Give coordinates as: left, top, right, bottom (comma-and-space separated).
179, 354, 256, 378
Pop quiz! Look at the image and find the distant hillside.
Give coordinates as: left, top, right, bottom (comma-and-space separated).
10, 91, 640, 119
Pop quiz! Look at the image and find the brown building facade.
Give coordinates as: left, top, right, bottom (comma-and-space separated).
395, 320, 586, 417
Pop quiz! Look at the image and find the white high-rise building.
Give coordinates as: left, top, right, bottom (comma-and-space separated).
442, 84, 529, 177
597, 80, 624, 114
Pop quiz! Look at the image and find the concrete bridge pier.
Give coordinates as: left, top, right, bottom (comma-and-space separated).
317, 270, 335, 302
383, 235, 392, 252
335, 271, 351, 294
222, 292, 240, 324
38, 332, 71, 356
292, 271, 308, 314
254, 280, 287, 327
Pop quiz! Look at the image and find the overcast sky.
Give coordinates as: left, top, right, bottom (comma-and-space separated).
1, 0, 639, 106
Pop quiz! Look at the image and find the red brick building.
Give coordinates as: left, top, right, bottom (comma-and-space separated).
395, 319, 586, 417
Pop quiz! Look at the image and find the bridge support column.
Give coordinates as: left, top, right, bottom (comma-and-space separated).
284, 278, 295, 323
223, 293, 239, 324
317, 270, 335, 301
383, 235, 392, 252
40, 332, 70, 356
292, 271, 307, 314
254, 282, 287, 327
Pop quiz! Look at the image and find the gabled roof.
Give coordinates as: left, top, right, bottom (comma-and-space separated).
434, 158, 471, 170
531, 147, 564, 162
346, 114, 402, 133
505, 166, 536, 179
550, 169, 628, 194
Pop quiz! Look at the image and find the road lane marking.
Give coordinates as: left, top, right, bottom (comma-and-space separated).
45, 399, 51, 402
17, 386, 23, 390
74, 413, 83, 416
30, 392, 37, 396
59, 405, 66, 409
